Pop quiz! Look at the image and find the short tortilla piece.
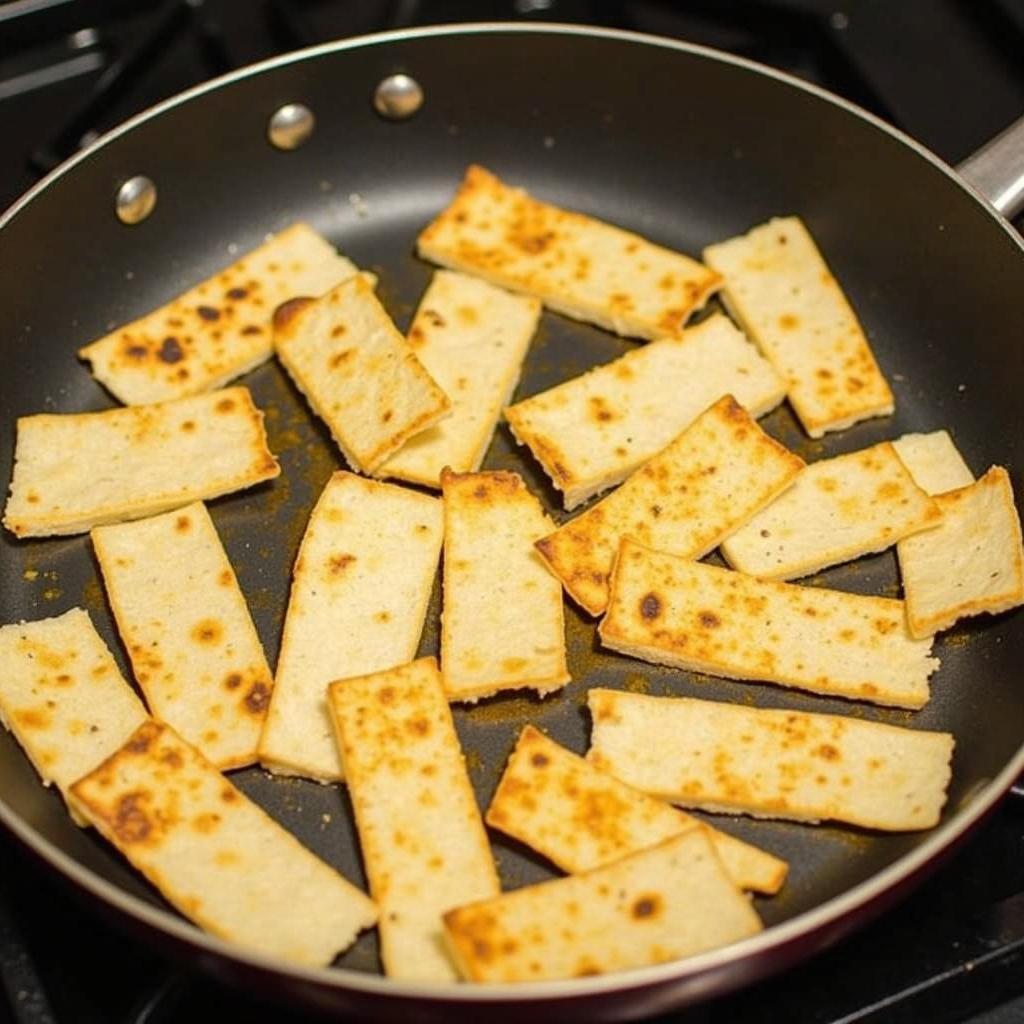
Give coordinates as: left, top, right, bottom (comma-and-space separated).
91, 502, 273, 770
258, 472, 443, 781
587, 689, 954, 830
0, 609, 148, 821
418, 164, 721, 341
70, 721, 376, 966
535, 395, 804, 614
441, 469, 569, 702
443, 828, 762, 982
328, 658, 500, 981
899, 467, 1024, 638
703, 216, 894, 437
720, 441, 942, 580
600, 539, 938, 708
892, 430, 974, 496
487, 725, 787, 895
273, 275, 451, 475
380, 271, 541, 487
78, 223, 360, 405
505, 313, 786, 509
3, 387, 279, 538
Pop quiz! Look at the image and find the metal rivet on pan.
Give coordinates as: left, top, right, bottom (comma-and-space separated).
115, 175, 157, 225
373, 74, 423, 121
268, 103, 315, 150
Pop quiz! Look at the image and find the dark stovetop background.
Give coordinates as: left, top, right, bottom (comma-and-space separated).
1, 2, 1023, 1022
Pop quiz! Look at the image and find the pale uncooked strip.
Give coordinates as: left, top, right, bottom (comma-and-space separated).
720, 440, 941, 580
892, 430, 974, 496
274, 275, 450, 475
92, 502, 273, 770
899, 467, 1024, 638
703, 216, 893, 437
418, 164, 721, 341
258, 472, 443, 781
600, 539, 938, 708
328, 658, 500, 981
487, 725, 787, 895
79, 223, 360, 405
587, 689, 954, 830
0, 609, 147, 820
535, 395, 804, 614
505, 313, 786, 509
380, 271, 541, 487
443, 829, 762, 982
441, 469, 569, 702
3, 387, 279, 538
70, 721, 376, 966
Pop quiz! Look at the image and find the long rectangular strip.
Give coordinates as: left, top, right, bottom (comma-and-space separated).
587, 689, 954, 830
3, 387, 279, 538
258, 472, 443, 781
328, 658, 500, 981
600, 539, 938, 708
505, 313, 786, 509
70, 721, 377, 966
92, 502, 273, 770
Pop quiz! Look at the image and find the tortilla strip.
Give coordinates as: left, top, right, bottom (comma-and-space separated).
91, 502, 273, 770
899, 467, 1024, 638
0, 609, 148, 821
418, 164, 721, 341
892, 430, 974, 496
587, 689, 954, 830
441, 469, 569, 702
600, 539, 938, 708
328, 658, 500, 981
3, 387, 279, 538
79, 223, 360, 405
273, 274, 451, 475
487, 725, 787, 895
258, 472, 443, 781
443, 828, 762, 982
380, 270, 541, 487
535, 395, 804, 614
505, 313, 786, 509
70, 721, 376, 966
703, 216, 894, 437
720, 441, 942, 581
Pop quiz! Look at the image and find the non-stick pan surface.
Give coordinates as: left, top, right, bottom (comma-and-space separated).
1, 23, 1023, 1021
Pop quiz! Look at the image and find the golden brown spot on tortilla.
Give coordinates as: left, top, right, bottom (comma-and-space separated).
215, 397, 236, 414
698, 611, 721, 629
196, 305, 220, 321
126, 724, 158, 753
530, 752, 550, 768
815, 743, 840, 761
457, 305, 479, 325
192, 812, 221, 834
227, 286, 248, 300
218, 569, 232, 587
192, 618, 223, 645
14, 708, 49, 729
175, 514, 191, 533
374, 610, 391, 623
379, 686, 396, 705
779, 313, 799, 330
158, 337, 184, 363
160, 749, 183, 769
272, 296, 314, 332
632, 894, 662, 920
328, 553, 356, 575
244, 681, 270, 714
817, 368, 833, 379
381, 409, 393, 423
640, 593, 661, 620
502, 657, 528, 674
113, 792, 152, 844
220, 786, 238, 803
241, 324, 262, 336
180, 419, 196, 434
124, 343, 148, 360
224, 672, 242, 690
407, 716, 430, 737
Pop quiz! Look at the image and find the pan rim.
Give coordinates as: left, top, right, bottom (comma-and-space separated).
1, 18, 1023, 1005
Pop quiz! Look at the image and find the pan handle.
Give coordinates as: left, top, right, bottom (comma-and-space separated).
956, 115, 1024, 220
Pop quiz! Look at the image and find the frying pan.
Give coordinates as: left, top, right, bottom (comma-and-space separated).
1, 22, 1024, 1022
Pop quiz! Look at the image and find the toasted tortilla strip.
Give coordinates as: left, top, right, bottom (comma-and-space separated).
70, 721, 376, 965
505, 313, 786, 509
441, 469, 569, 702
892, 430, 974, 496
443, 828, 762, 982
899, 467, 1024, 638
3, 387, 279, 538
536, 395, 804, 614
380, 271, 541, 487
78, 224, 360, 405
0, 609, 148, 820
274, 275, 451, 475
418, 165, 721, 341
720, 441, 941, 580
703, 216, 893, 437
328, 658, 499, 981
587, 690, 954, 830
91, 502, 272, 770
487, 726, 787, 895
601, 539, 938, 708
259, 472, 443, 781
